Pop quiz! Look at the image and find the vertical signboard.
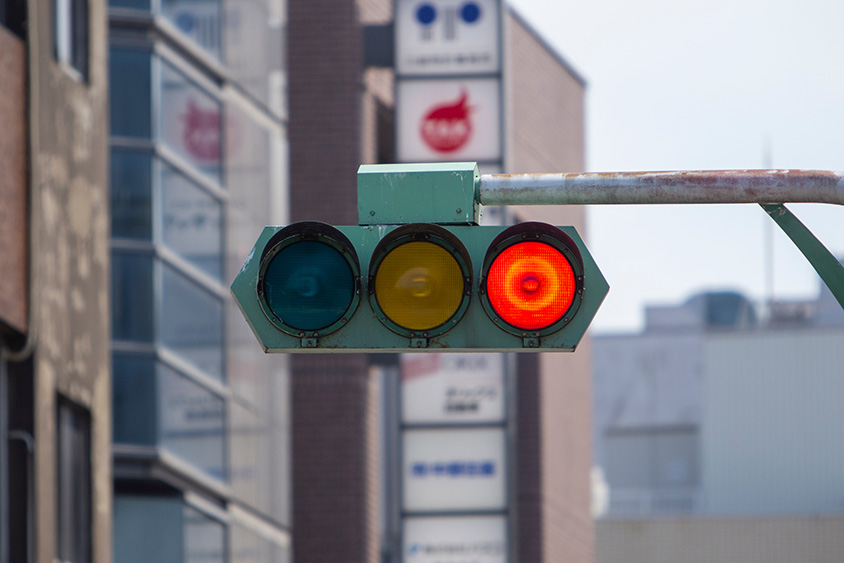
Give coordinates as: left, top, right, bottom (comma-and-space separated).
395, 0, 503, 167
395, 3, 508, 559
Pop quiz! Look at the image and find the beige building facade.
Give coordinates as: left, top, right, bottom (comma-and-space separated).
1, 0, 112, 560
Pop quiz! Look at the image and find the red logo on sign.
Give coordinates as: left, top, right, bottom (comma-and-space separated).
420, 90, 473, 153
182, 99, 220, 163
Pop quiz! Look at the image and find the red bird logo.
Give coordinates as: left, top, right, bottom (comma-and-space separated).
420, 90, 473, 153
182, 99, 220, 163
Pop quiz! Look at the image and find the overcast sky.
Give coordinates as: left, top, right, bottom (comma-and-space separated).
507, 0, 844, 333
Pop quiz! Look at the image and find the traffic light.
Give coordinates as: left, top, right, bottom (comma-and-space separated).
231, 163, 608, 352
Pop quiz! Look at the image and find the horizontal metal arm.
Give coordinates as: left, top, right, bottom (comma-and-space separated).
479, 170, 844, 206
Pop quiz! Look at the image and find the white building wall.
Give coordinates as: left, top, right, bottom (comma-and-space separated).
702, 328, 844, 515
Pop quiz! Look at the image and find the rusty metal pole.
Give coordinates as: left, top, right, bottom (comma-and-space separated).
478, 170, 844, 207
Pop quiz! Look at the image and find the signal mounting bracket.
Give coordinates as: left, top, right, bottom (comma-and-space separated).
357, 162, 481, 226
300, 337, 319, 348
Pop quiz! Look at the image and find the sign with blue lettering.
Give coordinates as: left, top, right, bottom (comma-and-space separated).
403, 427, 507, 512
395, 0, 501, 75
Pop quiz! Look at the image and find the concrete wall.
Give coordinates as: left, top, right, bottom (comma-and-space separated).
0, 26, 28, 335
598, 516, 844, 563
27, 0, 112, 559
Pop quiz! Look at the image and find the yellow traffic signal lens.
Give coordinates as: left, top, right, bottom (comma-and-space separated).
374, 241, 465, 331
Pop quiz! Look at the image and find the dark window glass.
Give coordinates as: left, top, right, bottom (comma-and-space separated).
1, 0, 27, 39
110, 48, 152, 138
160, 264, 224, 380
161, 162, 223, 279
111, 149, 153, 240
112, 353, 157, 445
108, 0, 149, 10
111, 252, 154, 342
56, 397, 92, 563
158, 364, 226, 480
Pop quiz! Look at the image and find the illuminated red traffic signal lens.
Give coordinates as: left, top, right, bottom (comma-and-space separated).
486, 241, 576, 330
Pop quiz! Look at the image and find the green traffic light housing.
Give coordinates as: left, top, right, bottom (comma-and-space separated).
231, 163, 608, 353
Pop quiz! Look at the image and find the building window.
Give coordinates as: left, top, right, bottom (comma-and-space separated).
54, 0, 88, 79
57, 396, 92, 563
1, 0, 27, 38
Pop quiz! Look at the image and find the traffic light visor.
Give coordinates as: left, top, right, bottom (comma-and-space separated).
258, 223, 360, 335
371, 225, 471, 336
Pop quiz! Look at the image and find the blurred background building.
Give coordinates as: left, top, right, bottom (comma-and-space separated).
593, 274, 844, 563
107, 0, 291, 559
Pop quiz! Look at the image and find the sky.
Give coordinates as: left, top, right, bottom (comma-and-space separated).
507, 0, 844, 333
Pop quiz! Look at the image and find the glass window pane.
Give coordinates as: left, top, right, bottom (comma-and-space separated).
111, 149, 153, 240
110, 48, 152, 138
109, 0, 150, 10
160, 264, 224, 380
158, 363, 226, 480
231, 523, 291, 563
229, 400, 290, 524
160, 0, 222, 60
114, 495, 183, 563
161, 162, 223, 279
112, 353, 157, 446
111, 252, 154, 342
184, 506, 225, 563
225, 0, 285, 115
225, 104, 284, 282
160, 61, 222, 184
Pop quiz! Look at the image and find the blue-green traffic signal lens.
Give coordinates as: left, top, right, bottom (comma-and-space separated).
262, 240, 355, 332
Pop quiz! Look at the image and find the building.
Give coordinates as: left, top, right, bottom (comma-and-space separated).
288, 1, 593, 562
1, 0, 112, 560
593, 282, 844, 563
107, 0, 291, 559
